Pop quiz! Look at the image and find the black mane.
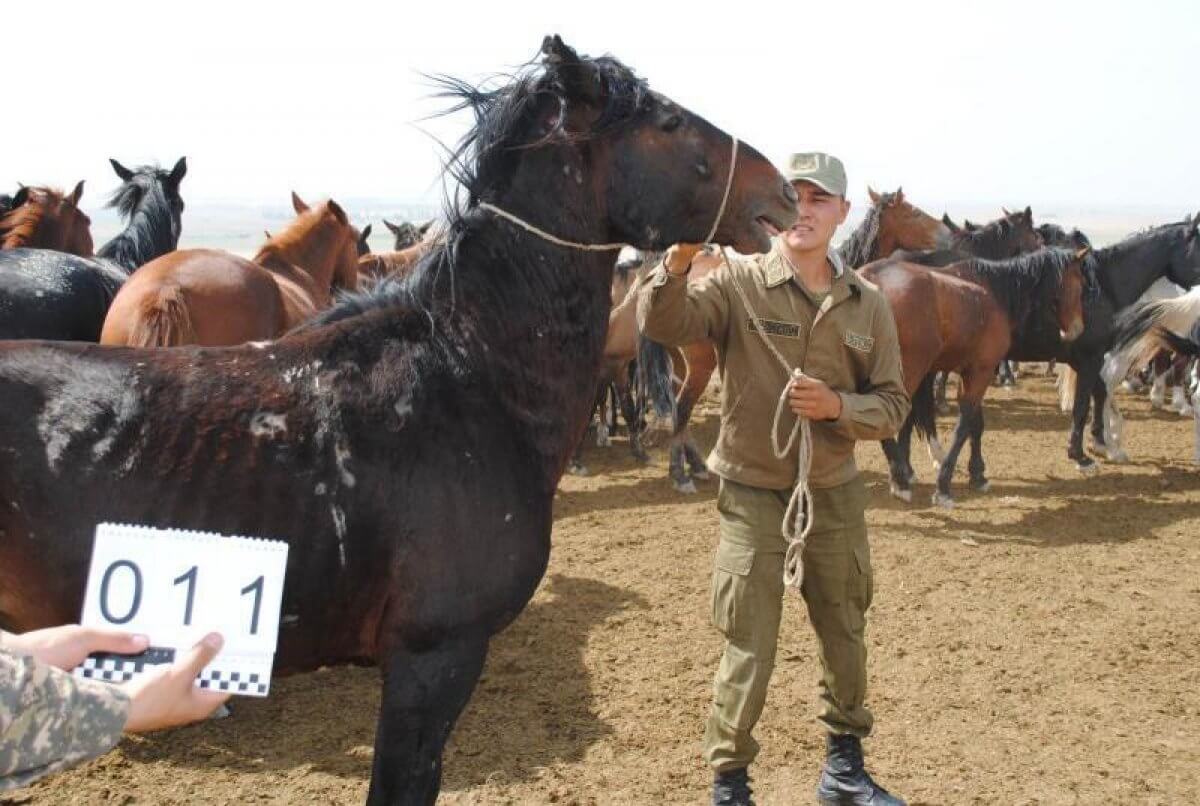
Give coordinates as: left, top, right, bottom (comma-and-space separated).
837, 194, 892, 268
951, 215, 1026, 259
304, 50, 649, 330
954, 247, 1078, 325
97, 165, 183, 272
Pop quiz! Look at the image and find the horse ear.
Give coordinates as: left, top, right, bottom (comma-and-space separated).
291, 191, 309, 214
360, 223, 372, 240
69, 180, 85, 206
1001, 206, 1012, 216
109, 159, 135, 182
1023, 205, 1033, 223
964, 219, 979, 231
419, 220, 434, 236
383, 219, 403, 237
11, 186, 30, 208
895, 187, 904, 204
867, 187, 880, 203
541, 34, 597, 102
942, 213, 961, 234
326, 199, 348, 226
168, 157, 187, 185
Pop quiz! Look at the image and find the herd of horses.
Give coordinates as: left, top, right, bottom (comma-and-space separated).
1, 36, 1198, 805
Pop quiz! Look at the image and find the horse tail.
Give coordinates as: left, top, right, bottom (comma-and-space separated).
1058, 365, 1077, 412
1150, 324, 1200, 360
910, 373, 938, 444
636, 335, 677, 423
130, 284, 195, 347
1106, 292, 1200, 384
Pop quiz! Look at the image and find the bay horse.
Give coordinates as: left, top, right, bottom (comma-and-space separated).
660, 187, 953, 493
0, 182, 93, 254
861, 247, 1088, 505
1055, 218, 1200, 470
0, 159, 186, 341
0, 35, 796, 804
100, 193, 360, 347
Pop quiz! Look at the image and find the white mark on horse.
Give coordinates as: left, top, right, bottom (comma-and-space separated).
330, 504, 348, 568
249, 412, 288, 439
314, 482, 328, 496
335, 441, 356, 488
394, 399, 413, 419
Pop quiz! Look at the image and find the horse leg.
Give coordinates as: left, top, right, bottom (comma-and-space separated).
683, 435, 709, 481
1150, 369, 1167, 409
933, 372, 951, 415
367, 633, 489, 806
932, 403, 974, 509
1068, 358, 1101, 475
668, 433, 695, 494
881, 437, 912, 503
617, 373, 648, 463
595, 383, 611, 448
967, 405, 989, 493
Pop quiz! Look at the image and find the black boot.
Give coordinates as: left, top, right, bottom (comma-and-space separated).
712, 766, 755, 806
816, 734, 905, 806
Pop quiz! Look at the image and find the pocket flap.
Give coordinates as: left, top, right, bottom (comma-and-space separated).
714, 542, 756, 576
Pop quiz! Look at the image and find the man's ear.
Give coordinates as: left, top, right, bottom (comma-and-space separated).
838, 197, 852, 225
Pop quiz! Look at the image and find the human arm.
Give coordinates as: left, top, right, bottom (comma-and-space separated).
636, 244, 733, 347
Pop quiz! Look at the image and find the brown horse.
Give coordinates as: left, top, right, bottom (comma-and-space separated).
0, 182, 93, 254
662, 187, 953, 492
860, 247, 1088, 506
100, 193, 359, 347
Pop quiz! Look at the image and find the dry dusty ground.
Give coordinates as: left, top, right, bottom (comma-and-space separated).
10, 372, 1200, 805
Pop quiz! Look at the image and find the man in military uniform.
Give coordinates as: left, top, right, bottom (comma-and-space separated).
1, 625, 229, 789
638, 153, 909, 806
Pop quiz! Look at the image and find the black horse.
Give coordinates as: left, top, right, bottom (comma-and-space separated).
0, 157, 186, 341
1054, 218, 1200, 470
0, 36, 796, 804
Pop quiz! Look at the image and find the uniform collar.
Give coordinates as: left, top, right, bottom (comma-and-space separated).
762, 238, 857, 298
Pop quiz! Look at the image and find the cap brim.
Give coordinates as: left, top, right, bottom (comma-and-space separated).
785, 175, 843, 195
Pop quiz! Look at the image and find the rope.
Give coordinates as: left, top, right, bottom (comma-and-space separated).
477, 137, 741, 255
719, 245, 816, 594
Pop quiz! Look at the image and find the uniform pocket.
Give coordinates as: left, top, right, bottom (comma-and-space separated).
852, 542, 874, 613
711, 542, 756, 640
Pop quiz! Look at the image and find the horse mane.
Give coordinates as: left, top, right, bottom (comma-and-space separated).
1086, 216, 1194, 296
301, 48, 649, 330
253, 206, 332, 266
1037, 222, 1092, 250
957, 247, 1078, 324
0, 186, 63, 248
97, 165, 182, 270
837, 195, 890, 268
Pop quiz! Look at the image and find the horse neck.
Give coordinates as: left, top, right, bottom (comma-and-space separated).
956, 228, 1021, 260
1094, 230, 1182, 308
97, 190, 180, 272
839, 206, 880, 268
258, 237, 340, 306
415, 167, 615, 490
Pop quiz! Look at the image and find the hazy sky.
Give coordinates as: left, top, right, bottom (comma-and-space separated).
5, 0, 1198, 215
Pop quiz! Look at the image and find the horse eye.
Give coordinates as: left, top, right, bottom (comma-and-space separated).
661, 114, 682, 132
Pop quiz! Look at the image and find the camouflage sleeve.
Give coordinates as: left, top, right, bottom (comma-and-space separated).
0, 649, 130, 790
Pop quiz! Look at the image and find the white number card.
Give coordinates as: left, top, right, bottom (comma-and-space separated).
73, 523, 289, 697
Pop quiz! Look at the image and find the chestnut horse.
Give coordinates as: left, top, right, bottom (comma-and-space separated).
0, 182, 93, 254
0, 36, 796, 802
100, 193, 359, 346
660, 187, 954, 493
861, 248, 1089, 505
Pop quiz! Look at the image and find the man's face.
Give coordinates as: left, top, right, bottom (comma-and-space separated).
781, 181, 851, 253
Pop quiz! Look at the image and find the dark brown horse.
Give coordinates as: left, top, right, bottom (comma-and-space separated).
382, 218, 433, 250
0, 36, 796, 803
861, 248, 1088, 505
0, 182, 93, 254
100, 193, 360, 346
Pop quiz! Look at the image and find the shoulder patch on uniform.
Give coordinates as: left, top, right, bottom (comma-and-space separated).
748, 319, 801, 339
843, 330, 875, 353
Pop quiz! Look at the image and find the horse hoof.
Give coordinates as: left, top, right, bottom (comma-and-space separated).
210, 704, 232, 721
970, 479, 990, 493
569, 463, 589, 477
932, 492, 955, 509
691, 470, 711, 481
673, 479, 698, 495
632, 451, 650, 464
889, 483, 913, 503
1076, 461, 1099, 477
1106, 448, 1130, 463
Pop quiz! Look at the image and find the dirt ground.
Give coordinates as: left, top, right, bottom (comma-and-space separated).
10, 371, 1200, 805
